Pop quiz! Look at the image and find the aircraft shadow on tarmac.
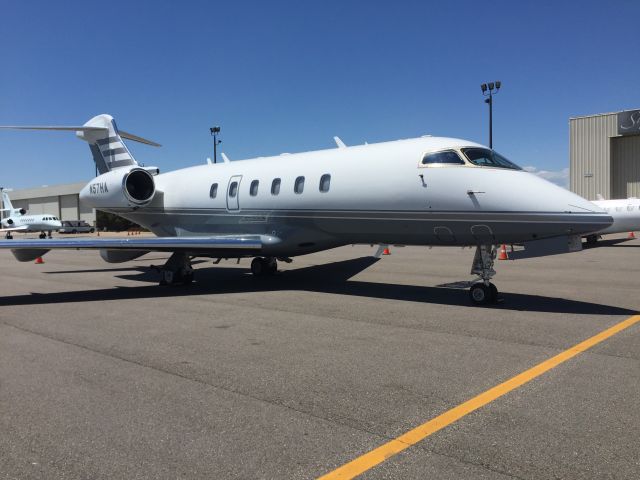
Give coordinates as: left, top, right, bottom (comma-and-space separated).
3, 256, 635, 316
583, 238, 639, 248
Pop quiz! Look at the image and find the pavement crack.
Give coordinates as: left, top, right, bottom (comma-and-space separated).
420, 446, 529, 480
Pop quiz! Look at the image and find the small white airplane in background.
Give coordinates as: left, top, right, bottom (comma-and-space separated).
1, 190, 62, 239
585, 195, 640, 243
0, 114, 612, 305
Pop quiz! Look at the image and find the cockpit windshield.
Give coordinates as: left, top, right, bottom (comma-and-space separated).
461, 148, 522, 170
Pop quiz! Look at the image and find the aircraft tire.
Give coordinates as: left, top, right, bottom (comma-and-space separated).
251, 257, 265, 276
469, 283, 490, 305
489, 283, 498, 302
266, 258, 277, 275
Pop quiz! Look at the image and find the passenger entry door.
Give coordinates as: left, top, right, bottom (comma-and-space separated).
226, 175, 242, 211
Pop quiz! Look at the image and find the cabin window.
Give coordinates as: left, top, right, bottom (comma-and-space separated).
319, 174, 331, 192
209, 183, 218, 198
294, 176, 305, 194
461, 148, 522, 170
250, 180, 259, 196
421, 150, 465, 165
229, 181, 238, 198
271, 178, 281, 195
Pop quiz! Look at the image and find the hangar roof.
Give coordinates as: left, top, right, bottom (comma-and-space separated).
8, 181, 87, 200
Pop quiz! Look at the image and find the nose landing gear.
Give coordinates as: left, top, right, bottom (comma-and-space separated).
469, 244, 501, 305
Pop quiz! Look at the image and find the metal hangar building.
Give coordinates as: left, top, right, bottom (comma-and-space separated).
6, 182, 96, 225
570, 108, 640, 200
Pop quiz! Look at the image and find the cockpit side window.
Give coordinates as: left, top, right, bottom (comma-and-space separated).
421, 150, 465, 165
461, 148, 522, 170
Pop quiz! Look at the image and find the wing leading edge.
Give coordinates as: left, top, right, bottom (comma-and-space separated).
0, 235, 263, 262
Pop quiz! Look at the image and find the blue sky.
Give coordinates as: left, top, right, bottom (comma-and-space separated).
1, 0, 638, 189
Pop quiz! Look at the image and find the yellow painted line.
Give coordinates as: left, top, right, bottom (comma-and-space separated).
318, 314, 640, 480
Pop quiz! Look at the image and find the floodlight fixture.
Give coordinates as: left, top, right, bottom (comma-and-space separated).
210, 126, 222, 163
480, 80, 502, 149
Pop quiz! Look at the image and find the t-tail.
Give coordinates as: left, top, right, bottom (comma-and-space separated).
0, 190, 25, 216
0, 114, 160, 174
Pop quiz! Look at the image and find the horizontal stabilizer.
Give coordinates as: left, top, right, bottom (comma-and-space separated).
119, 130, 161, 147
0, 125, 106, 132
0, 125, 160, 146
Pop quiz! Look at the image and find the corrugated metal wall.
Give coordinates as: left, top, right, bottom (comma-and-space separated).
611, 135, 640, 198
570, 113, 617, 200
59, 194, 79, 221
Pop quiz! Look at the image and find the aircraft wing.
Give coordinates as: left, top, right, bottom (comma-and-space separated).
0, 235, 264, 262
1, 226, 29, 233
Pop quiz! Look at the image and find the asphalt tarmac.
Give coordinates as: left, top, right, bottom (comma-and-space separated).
0, 235, 638, 479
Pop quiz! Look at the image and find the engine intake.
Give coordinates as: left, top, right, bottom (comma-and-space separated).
124, 169, 155, 204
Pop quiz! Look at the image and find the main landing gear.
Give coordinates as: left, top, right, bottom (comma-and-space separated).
153, 252, 194, 286
251, 257, 277, 277
469, 244, 501, 306
38, 231, 52, 239
5, 232, 12, 239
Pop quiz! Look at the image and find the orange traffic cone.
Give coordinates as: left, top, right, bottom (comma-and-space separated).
498, 244, 508, 260
628, 232, 636, 239
382, 247, 391, 255
35, 257, 44, 264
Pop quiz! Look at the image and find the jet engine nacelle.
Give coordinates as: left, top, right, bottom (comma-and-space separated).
79, 167, 156, 209
18, 208, 26, 215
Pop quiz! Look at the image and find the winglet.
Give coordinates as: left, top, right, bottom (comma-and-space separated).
221, 153, 230, 163
333, 136, 347, 149
206, 157, 213, 165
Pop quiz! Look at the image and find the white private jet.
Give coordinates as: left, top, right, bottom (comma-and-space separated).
0, 114, 612, 305
584, 195, 640, 244
1, 190, 62, 239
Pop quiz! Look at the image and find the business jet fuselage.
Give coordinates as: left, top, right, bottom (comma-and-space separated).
0, 114, 612, 305
586, 197, 640, 242
96, 137, 607, 255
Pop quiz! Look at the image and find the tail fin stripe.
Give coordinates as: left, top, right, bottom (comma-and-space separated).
101, 147, 128, 156
95, 136, 121, 146
109, 160, 137, 169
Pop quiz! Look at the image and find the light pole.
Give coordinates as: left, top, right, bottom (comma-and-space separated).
210, 126, 221, 163
481, 81, 501, 149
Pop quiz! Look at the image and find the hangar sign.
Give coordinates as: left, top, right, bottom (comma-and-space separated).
617, 109, 640, 136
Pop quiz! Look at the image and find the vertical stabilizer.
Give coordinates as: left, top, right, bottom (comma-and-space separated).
1, 191, 14, 212
77, 114, 140, 174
